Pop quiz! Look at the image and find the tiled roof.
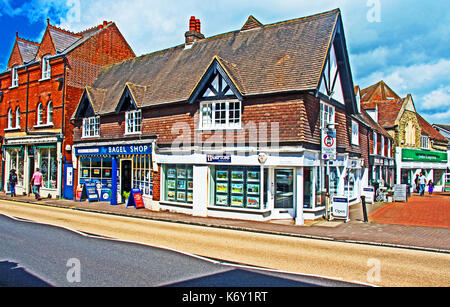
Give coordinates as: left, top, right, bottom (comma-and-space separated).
241, 16, 263, 31
88, 9, 341, 115
16, 38, 39, 63
360, 80, 400, 102
416, 113, 447, 142
48, 27, 82, 53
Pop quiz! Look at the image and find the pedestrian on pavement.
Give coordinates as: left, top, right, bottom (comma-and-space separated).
414, 174, 420, 193
8, 169, 18, 197
418, 172, 427, 196
428, 180, 434, 195
30, 168, 43, 200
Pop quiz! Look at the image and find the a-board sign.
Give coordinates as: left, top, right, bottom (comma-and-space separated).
75, 185, 83, 201
331, 196, 349, 221
84, 182, 99, 202
393, 184, 407, 202
126, 188, 145, 209
100, 188, 112, 202
362, 186, 375, 204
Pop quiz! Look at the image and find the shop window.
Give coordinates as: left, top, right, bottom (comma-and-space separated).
8, 149, 24, 187
212, 166, 265, 209
132, 156, 153, 197
79, 157, 113, 189
165, 164, 193, 204
344, 170, 356, 199
82, 116, 100, 138
38, 147, 57, 189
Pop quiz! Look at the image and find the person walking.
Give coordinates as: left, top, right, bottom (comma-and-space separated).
418, 172, 427, 196
428, 180, 434, 195
9, 169, 18, 197
30, 168, 43, 200
414, 174, 420, 194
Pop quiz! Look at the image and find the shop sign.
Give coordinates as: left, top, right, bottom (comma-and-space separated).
331, 196, 349, 221
80, 182, 99, 202
75, 145, 152, 156
401, 148, 447, 163
321, 128, 336, 160
206, 154, 231, 163
126, 188, 145, 209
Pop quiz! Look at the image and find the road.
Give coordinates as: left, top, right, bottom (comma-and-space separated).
0, 200, 449, 287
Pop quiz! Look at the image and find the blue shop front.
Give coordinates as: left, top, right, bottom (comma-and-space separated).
74, 143, 153, 206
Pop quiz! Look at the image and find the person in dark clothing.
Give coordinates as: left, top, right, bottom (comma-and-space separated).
9, 169, 18, 197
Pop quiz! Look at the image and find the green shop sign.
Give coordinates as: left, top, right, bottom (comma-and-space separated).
402, 148, 448, 163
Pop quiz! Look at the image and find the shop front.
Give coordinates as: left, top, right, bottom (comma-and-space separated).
369, 156, 395, 188
3, 134, 62, 198
157, 150, 325, 224
396, 147, 448, 192
74, 141, 155, 206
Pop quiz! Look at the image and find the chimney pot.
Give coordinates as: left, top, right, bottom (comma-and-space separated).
103, 20, 108, 27
196, 19, 201, 33
189, 16, 196, 31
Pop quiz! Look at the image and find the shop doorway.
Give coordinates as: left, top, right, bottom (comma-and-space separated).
273, 168, 295, 218
28, 156, 35, 194
121, 159, 132, 201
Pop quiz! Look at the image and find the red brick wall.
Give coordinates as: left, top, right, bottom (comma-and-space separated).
7, 42, 23, 69
152, 166, 161, 201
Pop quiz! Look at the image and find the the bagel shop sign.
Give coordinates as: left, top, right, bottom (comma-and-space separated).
75, 144, 152, 156
401, 148, 447, 163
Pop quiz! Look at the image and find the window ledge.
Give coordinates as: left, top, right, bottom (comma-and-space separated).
38, 77, 51, 82
9, 85, 18, 90
124, 131, 142, 136
4, 127, 21, 132
196, 127, 243, 132
81, 135, 100, 140
33, 123, 54, 129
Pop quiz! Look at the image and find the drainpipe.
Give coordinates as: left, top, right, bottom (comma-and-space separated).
25, 66, 30, 133
58, 55, 67, 199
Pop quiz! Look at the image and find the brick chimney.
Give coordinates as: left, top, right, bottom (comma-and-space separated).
185, 16, 204, 46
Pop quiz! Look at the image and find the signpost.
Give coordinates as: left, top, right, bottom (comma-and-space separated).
126, 188, 145, 209
330, 195, 349, 222
321, 128, 337, 161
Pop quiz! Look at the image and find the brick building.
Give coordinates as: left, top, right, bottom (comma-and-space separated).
0, 19, 135, 199
360, 81, 448, 191
71, 10, 371, 223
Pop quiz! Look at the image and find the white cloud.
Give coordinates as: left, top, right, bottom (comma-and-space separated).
422, 87, 450, 111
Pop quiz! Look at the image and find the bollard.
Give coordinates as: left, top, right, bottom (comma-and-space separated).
361, 195, 368, 223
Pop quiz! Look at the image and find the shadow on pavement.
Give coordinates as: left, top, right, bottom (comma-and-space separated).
0, 261, 52, 287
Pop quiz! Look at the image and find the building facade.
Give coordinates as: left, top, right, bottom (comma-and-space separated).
360, 81, 448, 192
72, 10, 374, 224
0, 20, 135, 199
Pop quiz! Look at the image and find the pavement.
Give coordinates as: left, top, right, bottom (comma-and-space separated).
0, 191, 449, 254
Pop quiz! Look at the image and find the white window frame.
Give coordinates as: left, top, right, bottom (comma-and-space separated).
125, 109, 142, 135
373, 132, 377, 155
41, 55, 51, 80
7, 108, 13, 129
381, 135, 385, 156
82, 116, 100, 138
11, 66, 19, 87
15, 107, 20, 128
421, 135, 429, 149
351, 119, 359, 145
36, 103, 43, 125
199, 100, 241, 130
319, 101, 335, 130
47, 101, 53, 124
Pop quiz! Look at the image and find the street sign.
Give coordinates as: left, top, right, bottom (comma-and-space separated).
362, 186, 375, 204
321, 128, 336, 160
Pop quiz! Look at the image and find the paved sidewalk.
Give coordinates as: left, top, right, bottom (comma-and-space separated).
0, 193, 449, 253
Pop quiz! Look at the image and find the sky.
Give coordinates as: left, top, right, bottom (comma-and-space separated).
1, 0, 450, 125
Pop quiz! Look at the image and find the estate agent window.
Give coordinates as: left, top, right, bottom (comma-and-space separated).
164, 164, 193, 204
212, 165, 267, 209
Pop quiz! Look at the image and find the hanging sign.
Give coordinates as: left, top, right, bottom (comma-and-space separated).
126, 188, 145, 209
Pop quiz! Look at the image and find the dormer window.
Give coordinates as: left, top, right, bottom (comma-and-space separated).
82, 116, 100, 138
11, 66, 19, 87
125, 109, 142, 134
42, 55, 51, 80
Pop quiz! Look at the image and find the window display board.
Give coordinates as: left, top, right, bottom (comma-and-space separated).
165, 165, 193, 204
214, 166, 262, 209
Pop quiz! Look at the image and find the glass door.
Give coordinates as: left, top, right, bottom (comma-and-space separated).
274, 169, 295, 217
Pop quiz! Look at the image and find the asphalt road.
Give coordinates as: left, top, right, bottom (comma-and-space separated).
0, 214, 356, 287
0, 200, 449, 287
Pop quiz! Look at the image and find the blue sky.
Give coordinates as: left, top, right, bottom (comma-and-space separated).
1, 0, 450, 125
